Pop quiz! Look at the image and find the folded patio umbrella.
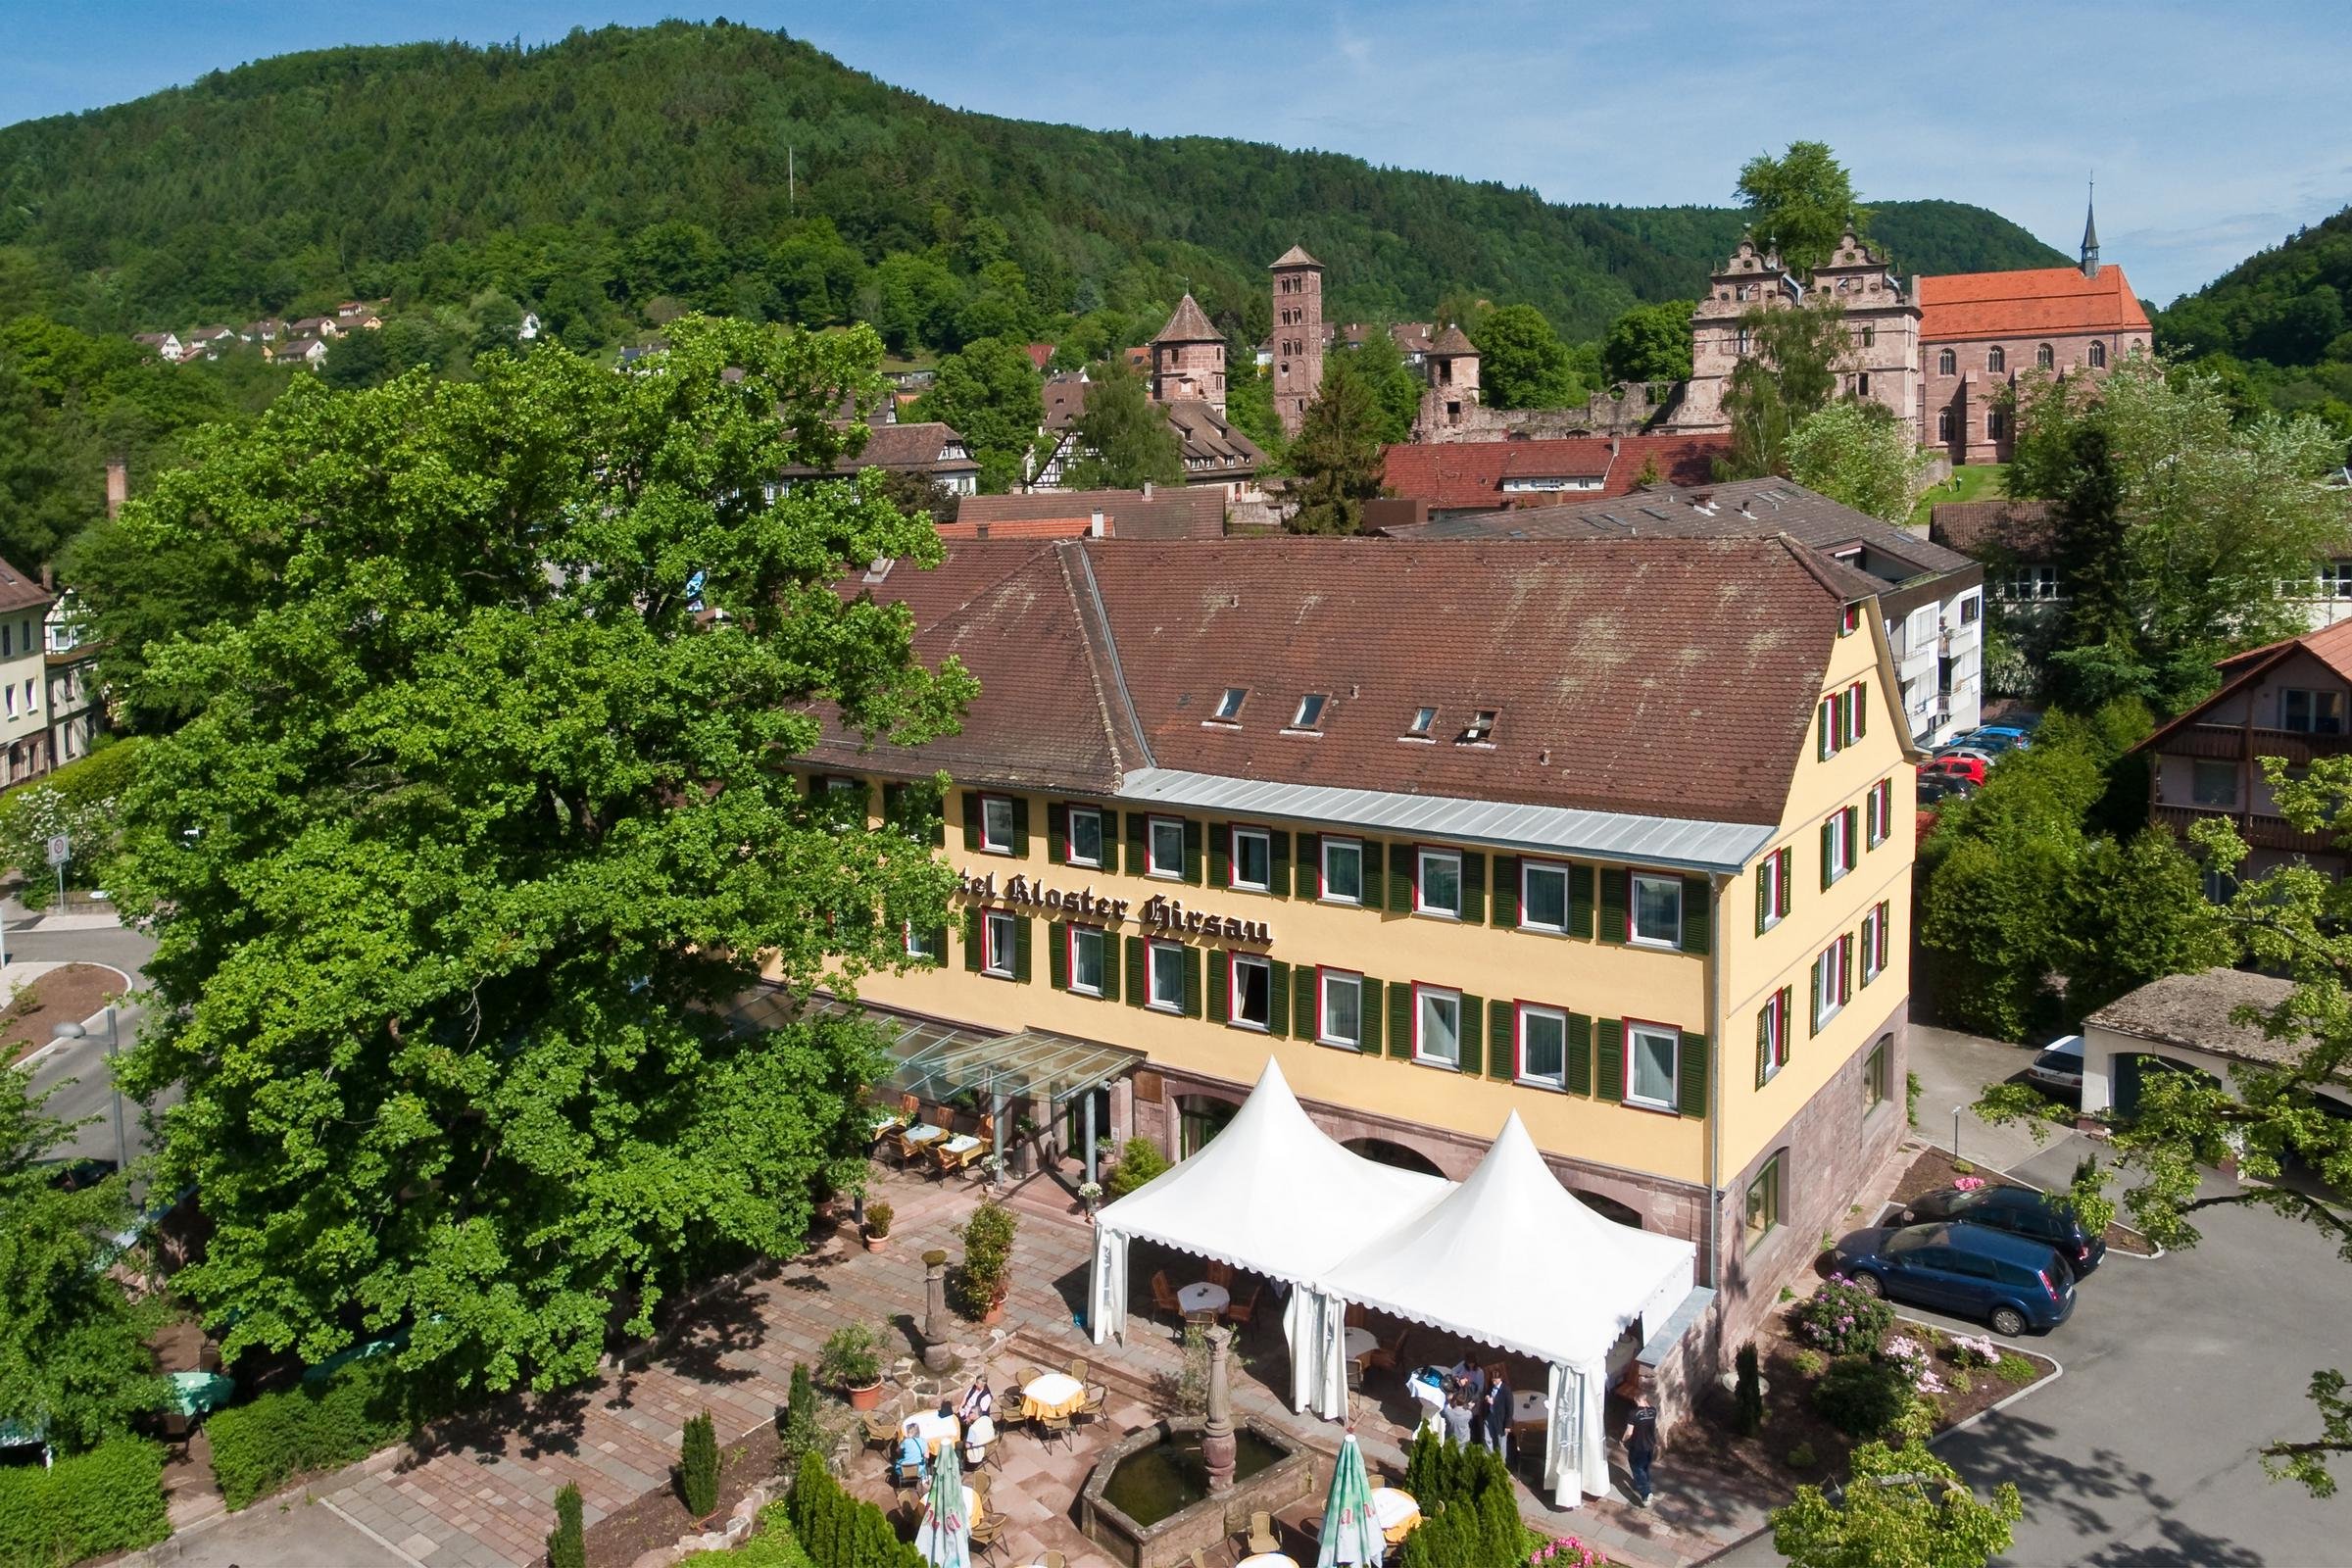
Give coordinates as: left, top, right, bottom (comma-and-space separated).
920, 1441, 970, 1568
1317, 1431, 1385, 1566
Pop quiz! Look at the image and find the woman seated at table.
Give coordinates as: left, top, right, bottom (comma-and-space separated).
957, 1375, 994, 1427
893, 1423, 928, 1486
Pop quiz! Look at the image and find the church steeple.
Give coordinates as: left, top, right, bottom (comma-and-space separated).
2081, 181, 2101, 279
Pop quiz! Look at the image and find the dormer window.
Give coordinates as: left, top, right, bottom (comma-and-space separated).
1213, 687, 1247, 720
1461, 710, 1497, 745
1291, 694, 1328, 730
1405, 706, 1437, 738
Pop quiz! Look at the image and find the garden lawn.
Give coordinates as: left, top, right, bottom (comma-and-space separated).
1910, 463, 2010, 525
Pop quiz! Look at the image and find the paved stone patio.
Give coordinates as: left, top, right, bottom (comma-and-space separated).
161, 1157, 1778, 1568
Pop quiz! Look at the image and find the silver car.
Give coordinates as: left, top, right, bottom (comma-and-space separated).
2026, 1033, 2084, 1097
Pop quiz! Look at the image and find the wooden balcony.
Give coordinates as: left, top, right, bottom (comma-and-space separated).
2152, 803, 2344, 858
2161, 724, 2352, 766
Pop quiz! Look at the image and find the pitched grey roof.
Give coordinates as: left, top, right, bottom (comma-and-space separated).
1270, 245, 1322, 270
2084, 968, 2301, 1067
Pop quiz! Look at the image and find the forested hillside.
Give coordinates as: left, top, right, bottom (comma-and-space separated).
0, 21, 2061, 349
2155, 204, 2352, 440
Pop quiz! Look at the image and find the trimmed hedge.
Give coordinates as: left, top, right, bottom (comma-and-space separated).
206, 1361, 414, 1510
0, 1437, 170, 1567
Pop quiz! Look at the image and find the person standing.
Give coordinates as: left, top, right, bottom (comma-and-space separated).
1443, 1392, 1474, 1446
1481, 1371, 1511, 1458
1622, 1389, 1659, 1506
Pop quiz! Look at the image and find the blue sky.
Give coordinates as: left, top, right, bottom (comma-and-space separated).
4, 1, 2347, 305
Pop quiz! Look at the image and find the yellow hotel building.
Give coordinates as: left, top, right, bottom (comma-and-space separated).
804, 534, 1917, 1358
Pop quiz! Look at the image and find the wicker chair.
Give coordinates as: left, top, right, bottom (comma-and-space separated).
967, 1509, 1005, 1562
1204, 1260, 1233, 1288
1073, 1384, 1108, 1427
1066, 1356, 1089, 1383
1150, 1271, 1183, 1321
1223, 1282, 1263, 1330
861, 1408, 901, 1452
1248, 1510, 1279, 1554
1039, 1410, 1073, 1452
970, 1471, 994, 1504
1017, 1367, 1044, 1390
1043, 1553, 1067, 1568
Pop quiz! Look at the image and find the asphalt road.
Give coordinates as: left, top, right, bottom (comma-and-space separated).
16, 917, 160, 1169
1707, 1040, 2352, 1568
126, 1494, 414, 1568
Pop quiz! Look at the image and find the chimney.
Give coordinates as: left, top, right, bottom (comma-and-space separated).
1090, 511, 1106, 538
1142, 481, 1153, 499
104, 460, 128, 520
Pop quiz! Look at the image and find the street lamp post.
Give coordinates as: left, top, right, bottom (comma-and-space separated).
51, 1007, 126, 1173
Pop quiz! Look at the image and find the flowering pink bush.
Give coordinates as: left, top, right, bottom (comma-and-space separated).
1528, 1537, 1607, 1567
1945, 1334, 1999, 1369
1792, 1274, 1894, 1357
1881, 1335, 1945, 1395
1953, 1175, 1987, 1191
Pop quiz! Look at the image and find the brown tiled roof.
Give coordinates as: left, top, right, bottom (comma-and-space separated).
1387, 477, 1974, 590
1023, 343, 1055, 371
2137, 617, 2352, 757
816, 535, 1852, 825
957, 487, 1224, 540
1042, 373, 1089, 432
0, 556, 55, 616
1152, 294, 1221, 345
1270, 245, 1322, 270
935, 516, 1095, 541
1929, 500, 2058, 560
1163, 402, 1264, 476
1918, 266, 2151, 342
1430, 325, 1478, 356
2084, 968, 2301, 1067
1381, 435, 1730, 511
778, 422, 979, 479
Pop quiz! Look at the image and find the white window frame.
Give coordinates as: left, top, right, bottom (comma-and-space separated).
1519, 858, 1570, 934
1148, 814, 1186, 878
1625, 1023, 1681, 1111
1067, 805, 1104, 867
1147, 940, 1185, 1012
1826, 808, 1854, 884
1759, 850, 1787, 930
1414, 985, 1463, 1068
1760, 991, 1788, 1082
1415, 848, 1462, 919
1291, 694, 1328, 730
1214, 686, 1247, 720
1517, 1004, 1568, 1089
1405, 706, 1437, 739
1318, 967, 1363, 1049
905, 922, 938, 961
1867, 779, 1891, 848
1319, 836, 1363, 905
1230, 825, 1272, 892
1814, 937, 1850, 1028
1229, 953, 1272, 1032
1630, 874, 1683, 949
1862, 905, 1887, 984
1069, 925, 1107, 996
1906, 605, 1936, 646
980, 794, 1014, 855
982, 910, 1015, 978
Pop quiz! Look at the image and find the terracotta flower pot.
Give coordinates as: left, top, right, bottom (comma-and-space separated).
863, 1230, 888, 1252
848, 1378, 884, 1411
979, 1302, 1005, 1328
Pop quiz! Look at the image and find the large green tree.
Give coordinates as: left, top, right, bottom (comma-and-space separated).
1722, 299, 1850, 479
1737, 141, 1871, 276
1786, 400, 1931, 523
109, 317, 975, 1396
1471, 304, 1579, 410
0, 1070, 166, 1451
1287, 351, 1387, 536
1064, 359, 1183, 491
1771, 1440, 2022, 1568
1352, 325, 1424, 445
1602, 299, 1696, 385
912, 336, 1041, 493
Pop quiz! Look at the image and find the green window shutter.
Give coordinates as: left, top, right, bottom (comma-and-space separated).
963, 909, 982, 972
1782, 987, 1794, 1055
1596, 1019, 1625, 1103
1124, 935, 1147, 1008
1566, 1013, 1592, 1096
1461, 851, 1487, 924
1853, 681, 1867, 740
1209, 822, 1231, 888
927, 923, 948, 961
1363, 841, 1386, 911
1818, 701, 1833, 760
1126, 811, 1148, 875
1049, 921, 1069, 990
1682, 876, 1711, 956
1569, 864, 1595, 939
1389, 845, 1413, 912
1010, 797, 1030, 858
1809, 955, 1822, 1037
1678, 1033, 1708, 1118
1207, 951, 1230, 1024
1296, 833, 1321, 898
1755, 861, 1770, 936
1048, 803, 1069, 864
1842, 931, 1853, 998
1099, 934, 1121, 1003
962, 790, 982, 852
1184, 819, 1204, 886
883, 781, 905, 831
1269, 831, 1292, 900
1387, 982, 1413, 1060
1292, 967, 1317, 1038
1777, 848, 1791, 918
1361, 977, 1384, 1055
1492, 856, 1519, 928
1460, 994, 1485, 1077
1488, 1000, 1514, 1081
1182, 945, 1202, 1018
1598, 869, 1629, 944
1845, 806, 1861, 865
1268, 961, 1290, 1039
1013, 916, 1033, 983
1819, 819, 1834, 890
1756, 1003, 1771, 1089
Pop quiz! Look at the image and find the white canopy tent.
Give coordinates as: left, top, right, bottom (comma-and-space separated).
1087, 1058, 1449, 1413
1318, 1112, 1697, 1507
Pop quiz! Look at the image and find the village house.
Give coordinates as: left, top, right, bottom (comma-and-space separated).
1377, 434, 1732, 518
1031, 297, 1268, 504
0, 556, 54, 790
240, 318, 283, 343
130, 332, 183, 363
268, 335, 329, 367
769, 420, 981, 499
802, 532, 1920, 1400
947, 484, 1225, 542
182, 325, 238, 359
44, 593, 100, 769
2081, 968, 2352, 1122
284, 316, 342, 340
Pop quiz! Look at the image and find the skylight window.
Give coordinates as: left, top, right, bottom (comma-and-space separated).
1461, 710, 1498, 744
1213, 687, 1248, 720
1406, 707, 1437, 737
1292, 694, 1328, 730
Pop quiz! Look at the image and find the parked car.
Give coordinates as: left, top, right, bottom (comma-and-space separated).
2025, 1033, 2085, 1098
1896, 1182, 2107, 1275
31, 1156, 117, 1192
1951, 729, 2021, 755
1922, 755, 1987, 788
1916, 774, 1977, 806
1829, 1221, 2078, 1336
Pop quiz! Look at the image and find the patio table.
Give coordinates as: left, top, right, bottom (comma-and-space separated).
1344, 1327, 1377, 1362
906, 1408, 961, 1456
1371, 1486, 1421, 1544
1017, 1371, 1085, 1420
1178, 1281, 1230, 1320
904, 1123, 947, 1145
1512, 1389, 1551, 1435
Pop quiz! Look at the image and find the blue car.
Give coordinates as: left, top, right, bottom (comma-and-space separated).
1829, 1221, 2077, 1336
1961, 725, 2032, 751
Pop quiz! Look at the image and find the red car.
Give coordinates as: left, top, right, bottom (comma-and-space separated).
1922, 755, 1986, 787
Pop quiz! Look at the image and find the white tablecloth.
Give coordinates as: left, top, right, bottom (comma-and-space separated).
1513, 1390, 1551, 1427
1238, 1556, 1301, 1568
905, 1409, 960, 1453
940, 1134, 981, 1155
911, 1485, 978, 1556
1178, 1282, 1230, 1317
1344, 1327, 1377, 1360
904, 1123, 946, 1144
1372, 1487, 1421, 1539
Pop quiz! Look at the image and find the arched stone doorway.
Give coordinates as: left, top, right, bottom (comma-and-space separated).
1571, 1189, 1646, 1230
1343, 1137, 1446, 1178
1175, 1094, 1239, 1158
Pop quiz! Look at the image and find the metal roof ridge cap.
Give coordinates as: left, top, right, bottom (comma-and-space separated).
1071, 541, 1154, 772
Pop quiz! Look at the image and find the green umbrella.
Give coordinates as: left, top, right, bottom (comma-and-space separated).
918, 1435, 970, 1568
1317, 1431, 1385, 1566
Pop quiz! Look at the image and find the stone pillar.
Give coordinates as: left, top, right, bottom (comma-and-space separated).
922, 1250, 956, 1373
1202, 1325, 1237, 1493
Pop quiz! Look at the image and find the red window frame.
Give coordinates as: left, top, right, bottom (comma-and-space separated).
1839, 604, 1862, 636
1622, 1015, 1683, 1111
1227, 952, 1271, 1032
1066, 924, 1105, 995
1317, 834, 1363, 904
1316, 964, 1364, 1049
1411, 982, 1464, 1065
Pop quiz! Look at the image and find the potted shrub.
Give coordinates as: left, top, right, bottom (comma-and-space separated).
820, 1323, 887, 1410
952, 1196, 1019, 1325
862, 1200, 894, 1252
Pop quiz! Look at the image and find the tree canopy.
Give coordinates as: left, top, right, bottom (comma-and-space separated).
1771, 1440, 2022, 1568
1721, 299, 1850, 479
1063, 359, 1183, 491
911, 336, 1041, 493
1738, 141, 1872, 277
1472, 304, 1580, 411
105, 317, 976, 1395
1786, 400, 1932, 523
1602, 299, 1695, 385
1286, 351, 1389, 536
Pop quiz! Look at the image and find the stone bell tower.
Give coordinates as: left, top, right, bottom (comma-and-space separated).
1269, 245, 1324, 437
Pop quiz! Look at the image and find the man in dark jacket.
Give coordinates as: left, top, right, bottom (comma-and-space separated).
1480, 1372, 1511, 1458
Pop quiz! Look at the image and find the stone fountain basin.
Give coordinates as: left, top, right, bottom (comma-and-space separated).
1080, 1416, 1317, 1568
